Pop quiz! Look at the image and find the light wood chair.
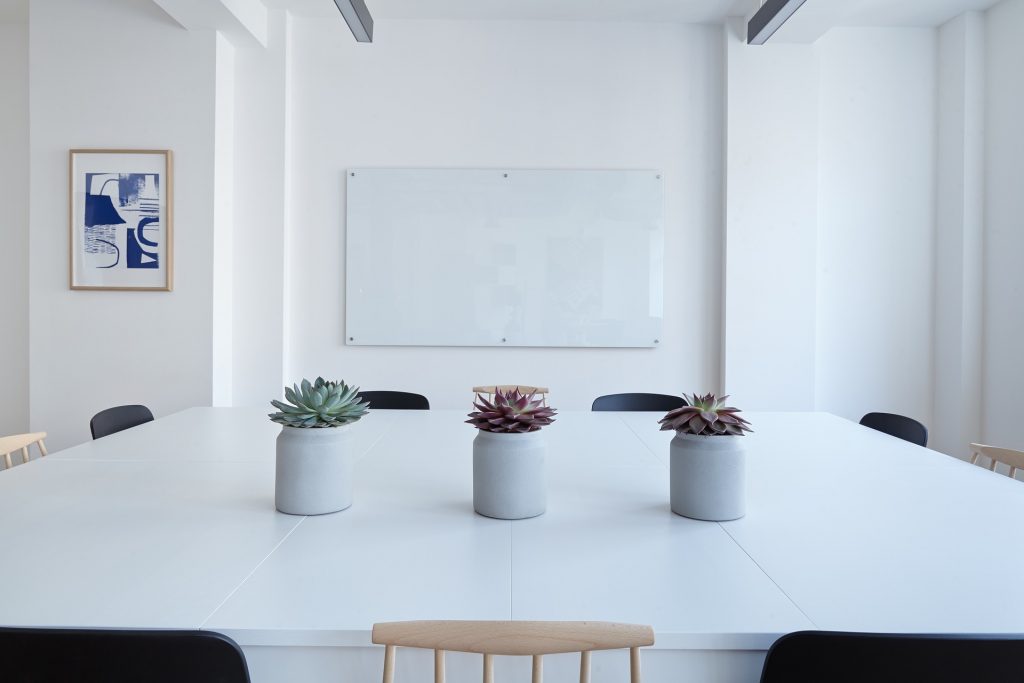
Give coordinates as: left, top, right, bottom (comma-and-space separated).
472, 386, 550, 406
372, 621, 653, 683
0, 432, 48, 470
969, 443, 1024, 480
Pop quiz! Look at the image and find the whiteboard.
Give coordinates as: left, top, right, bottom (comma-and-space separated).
345, 169, 664, 348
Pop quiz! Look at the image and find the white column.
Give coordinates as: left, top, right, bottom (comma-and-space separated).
722, 18, 820, 409
933, 12, 985, 458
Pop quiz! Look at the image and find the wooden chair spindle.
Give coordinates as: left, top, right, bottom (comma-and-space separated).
435, 649, 445, 683
483, 653, 494, 683
579, 651, 591, 683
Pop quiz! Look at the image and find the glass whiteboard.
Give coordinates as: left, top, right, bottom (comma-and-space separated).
345, 169, 664, 348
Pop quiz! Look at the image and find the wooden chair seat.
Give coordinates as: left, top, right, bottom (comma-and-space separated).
970, 443, 1024, 480
473, 386, 550, 406
373, 621, 653, 683
0, 432, 48, 470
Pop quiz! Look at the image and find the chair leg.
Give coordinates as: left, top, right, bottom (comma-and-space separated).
579, 651, 591, 683
383, 645, 396, 683
532, 655, 542, 683
630, 647, 641, 683
483, 654, 494, 683
435, 650, 445, 683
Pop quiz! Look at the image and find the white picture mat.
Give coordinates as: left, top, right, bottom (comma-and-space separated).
345, 169, 664, 348
70, 151, 170, 289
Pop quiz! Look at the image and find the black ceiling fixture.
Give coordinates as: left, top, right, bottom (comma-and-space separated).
333, 0, 374, 42
747, 0, 807, 45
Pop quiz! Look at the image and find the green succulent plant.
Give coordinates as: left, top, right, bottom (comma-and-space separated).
269, 377, 370, 428
658, 392, 752, 436
466, 388, 557, 433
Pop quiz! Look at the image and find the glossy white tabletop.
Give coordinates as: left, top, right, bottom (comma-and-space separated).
3, 408, 1022, 650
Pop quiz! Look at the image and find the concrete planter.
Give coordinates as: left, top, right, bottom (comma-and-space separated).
669, 433, 745, 521
473, 430, 546, 520
275, 425, 354, 515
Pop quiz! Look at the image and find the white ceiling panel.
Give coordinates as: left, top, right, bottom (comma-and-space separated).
271, 0, 750, 22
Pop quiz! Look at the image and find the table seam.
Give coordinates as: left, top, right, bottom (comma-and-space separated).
716, 522, 820, 630
619, 416, 670, 470
198, 516, 308, 629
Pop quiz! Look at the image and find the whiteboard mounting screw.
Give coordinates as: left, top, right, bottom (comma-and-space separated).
656, 174, 661, 179
502, 338, 507, 343
503, 173, 508, 178
654, 339, 660, 344
350, 172, 355, 176
349, 337, 354, 341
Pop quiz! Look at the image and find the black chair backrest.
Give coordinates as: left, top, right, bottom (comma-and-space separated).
357, 391, 430, 410
591, 393, 688, 412
760, 631, 1024, 683
90, 404, 155, 440
859, 412, 928, 447
0, 627, 250, 683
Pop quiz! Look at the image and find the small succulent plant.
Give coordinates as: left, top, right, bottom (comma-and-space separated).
467, 388, 557, 433
269, 377, 370, 428
659, 392, 752, 436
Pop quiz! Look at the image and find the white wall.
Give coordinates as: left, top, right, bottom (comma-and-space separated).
285, 18, 725, 410
815, 27, 937, 426
28, 0, 219, 450
983, 0, 1024, 449
0, 19, 29, 444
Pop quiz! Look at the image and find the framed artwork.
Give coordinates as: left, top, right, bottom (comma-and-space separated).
69, 149, 173, 291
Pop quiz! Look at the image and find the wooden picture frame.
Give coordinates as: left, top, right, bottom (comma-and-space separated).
69, 149, 174, 291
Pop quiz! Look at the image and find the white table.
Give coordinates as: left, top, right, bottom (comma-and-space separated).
2, 408, 1023, 683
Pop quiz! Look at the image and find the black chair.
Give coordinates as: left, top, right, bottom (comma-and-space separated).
0, 627, 250, 683
90, 404, 155, 440
357, 391, 430, 410
760, 631, 1024, 683
591, 393, 688, 412
859, 412, 928, 447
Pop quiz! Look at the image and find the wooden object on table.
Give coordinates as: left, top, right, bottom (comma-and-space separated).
0, 432, 48, 470
472, 386, 550, 406
970, 443, 1024, 480
373, 621, 653, 683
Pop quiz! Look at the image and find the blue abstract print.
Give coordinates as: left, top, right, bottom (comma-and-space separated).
82, 172, 161, 271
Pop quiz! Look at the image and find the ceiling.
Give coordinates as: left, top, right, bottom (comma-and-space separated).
368, 0, 747, 22
275, 0, 1004, 26
271, 0, 751, 22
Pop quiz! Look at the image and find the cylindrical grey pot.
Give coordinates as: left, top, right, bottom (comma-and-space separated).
473, 430, 546, 520
670, 433, 745, 521
275, 425, 354, 516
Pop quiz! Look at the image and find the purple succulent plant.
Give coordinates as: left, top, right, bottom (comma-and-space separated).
466, 388, 557, 433
658, 392, 752, 436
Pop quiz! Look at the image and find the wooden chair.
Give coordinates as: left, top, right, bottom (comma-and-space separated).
969, 443, 1024, 480
0, 432, 48, 470
473, 386, 550, 406
372, 621, 653, 683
